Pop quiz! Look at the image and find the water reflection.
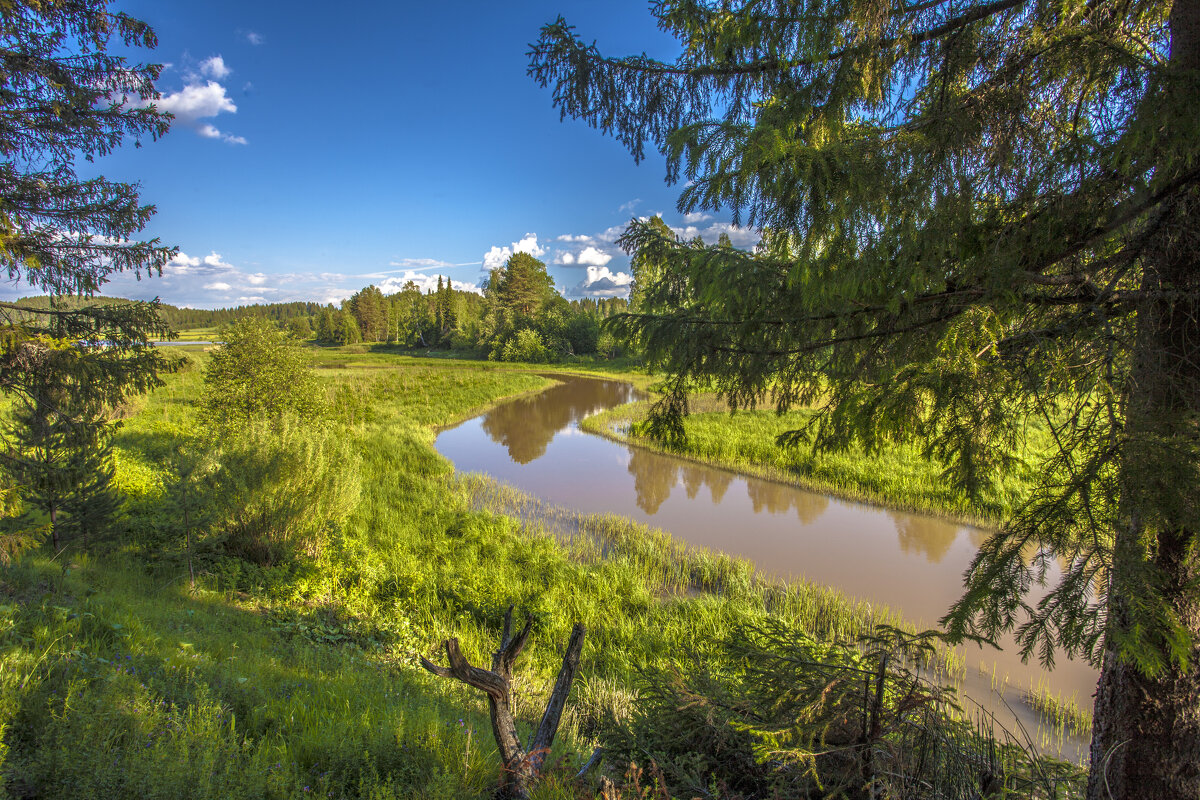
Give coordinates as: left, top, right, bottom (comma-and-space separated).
434, 375, 1099, 720
629, 448, 677, 514
889, 513, 960, 564
748, 480, 829, 524
481, 377, 636, 463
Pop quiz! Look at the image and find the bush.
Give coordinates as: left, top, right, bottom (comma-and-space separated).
499, 328, 551, 363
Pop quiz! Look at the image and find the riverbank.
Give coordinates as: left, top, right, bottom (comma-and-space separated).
0, 349, 1085, 798
582, 393, 1051, 528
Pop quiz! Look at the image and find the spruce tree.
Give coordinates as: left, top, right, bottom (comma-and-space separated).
0, 0, 175, 545
531, 0, 1200, 795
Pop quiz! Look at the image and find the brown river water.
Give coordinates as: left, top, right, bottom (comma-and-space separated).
434, 374, 1097, 760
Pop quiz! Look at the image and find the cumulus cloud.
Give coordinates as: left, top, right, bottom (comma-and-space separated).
204, 281, 232, 291
157, 71, 246, 145
158, 80, 235, 122
670, 221, 760, 248
376, 271, 482, 296
576, 246, 612, 267
481, 233, 546, 271
555, 245, 613, 267
571, 266, 633, 298
199, 55, 231, 80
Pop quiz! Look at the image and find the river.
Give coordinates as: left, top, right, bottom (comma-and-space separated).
434, 373, 1096, 760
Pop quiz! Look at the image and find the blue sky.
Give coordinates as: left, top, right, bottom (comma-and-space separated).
9, 1, 761, 309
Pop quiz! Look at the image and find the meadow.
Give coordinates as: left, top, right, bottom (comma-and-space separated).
0, 346, 1084, 799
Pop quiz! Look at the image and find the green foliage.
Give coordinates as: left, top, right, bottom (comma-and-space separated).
0, 336, 128, 550
606, 622, 1083, 799
202, 318, 326, 424
0, 355, 1090, 799
531, 2, 1200, 785
499, 328, 551, 364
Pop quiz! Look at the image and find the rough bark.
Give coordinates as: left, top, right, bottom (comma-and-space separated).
420, 607, 586, 800
1086, 2, 1200, 792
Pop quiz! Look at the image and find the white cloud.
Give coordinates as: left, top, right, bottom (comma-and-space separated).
168, 252, 202, 270
572, 266, 633, 298
576, 246, 612, 267
204, 282, 232, 291
157, 76, 246, 145
555, 251, 576, 265
619, 198, 641, 213
377, 271, 482, 296
513, 233, 545, 257
481, 233, 546, 272
387, 258, 457, 270
244, 31, 264, 45
556, 234, 594, 244
199, 55, 231, 80
158, 80, 236, 121
197, 123, 247, 145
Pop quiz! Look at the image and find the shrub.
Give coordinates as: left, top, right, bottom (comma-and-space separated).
201, 318, 326, 424
500, 328, 551, 363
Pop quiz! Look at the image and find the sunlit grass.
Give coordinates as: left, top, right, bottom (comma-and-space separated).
0, 347, 1087, 798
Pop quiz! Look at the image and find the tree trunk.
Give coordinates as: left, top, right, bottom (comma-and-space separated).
421, 608, 586, 800
1086, 3, 1200, 791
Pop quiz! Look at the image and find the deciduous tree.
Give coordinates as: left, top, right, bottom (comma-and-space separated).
202, 318, 325, 424
531, 0, 1200, 795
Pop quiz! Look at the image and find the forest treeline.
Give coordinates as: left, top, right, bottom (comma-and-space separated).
316, 255, 629, 361
13, 252, 632, 362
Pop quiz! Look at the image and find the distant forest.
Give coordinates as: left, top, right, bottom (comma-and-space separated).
9, 255, 633, 362
8, 295, 324, 330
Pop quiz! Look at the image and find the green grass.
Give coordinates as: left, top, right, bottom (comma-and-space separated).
0, 347, 1085, 798
582, 393, 1052, 526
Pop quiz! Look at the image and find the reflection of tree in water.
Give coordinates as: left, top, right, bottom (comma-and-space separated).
680, 465, 706, 499
890, 512, 961, 564
628, 448, 678, 514
707, 471, 732, 504
481, 378, 635, 464
746, 481, 829, 524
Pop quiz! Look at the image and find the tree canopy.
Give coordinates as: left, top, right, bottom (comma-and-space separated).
531, 0, 1200, 796
202, 318, 326, 424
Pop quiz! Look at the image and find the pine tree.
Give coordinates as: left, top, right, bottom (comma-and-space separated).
0, 1, 175, 547
531, 1, 1200, 795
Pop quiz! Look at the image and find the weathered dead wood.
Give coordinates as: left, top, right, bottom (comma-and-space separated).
420, 606, 586, 800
